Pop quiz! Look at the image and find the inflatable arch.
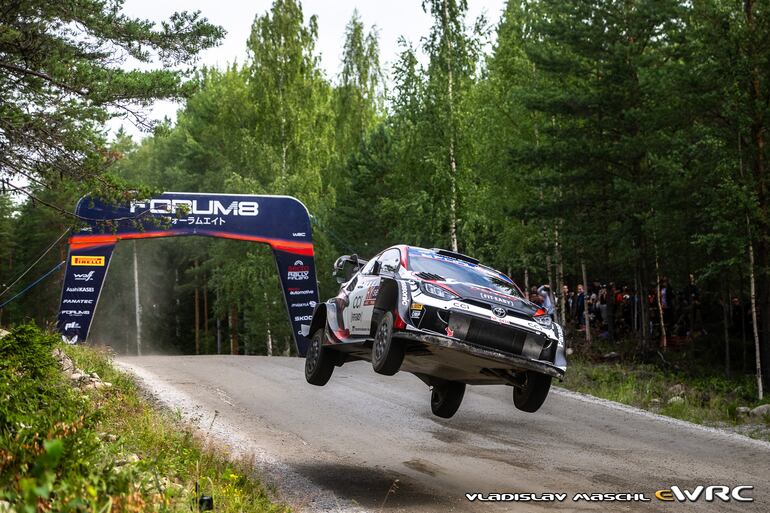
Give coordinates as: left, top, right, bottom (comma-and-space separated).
56, 193, 318, 355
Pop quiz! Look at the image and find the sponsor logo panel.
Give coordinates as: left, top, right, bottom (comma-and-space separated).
72, 255, 105, 266
287, 260, 310, 281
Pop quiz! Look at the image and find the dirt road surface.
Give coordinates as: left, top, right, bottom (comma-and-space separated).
116, 355, 769, 512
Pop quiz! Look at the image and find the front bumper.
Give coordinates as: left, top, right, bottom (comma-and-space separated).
397, 328, 566, 379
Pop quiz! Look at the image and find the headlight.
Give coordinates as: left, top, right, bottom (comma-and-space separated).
420, 282, 458, 300
533, 312, 552, 328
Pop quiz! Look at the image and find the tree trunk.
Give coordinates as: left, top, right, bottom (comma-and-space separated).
555, 224, 565, 325
443, 0, 459, 253
524, 267, 529, 296
132, 241, 142, 356
744, 0, 769, 394
581, 260, 591, 346
229, 305, 239, 356
654, 243, 667, 350
723, 279, 731, 378
194, 285, 200, 355
749, 232, 764, 399
203, 275, 209, 350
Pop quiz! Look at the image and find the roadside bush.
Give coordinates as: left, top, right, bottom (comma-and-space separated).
0, 325, 136, 511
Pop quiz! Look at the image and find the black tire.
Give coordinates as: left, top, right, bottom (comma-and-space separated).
430, 381, 466, 418
513, 372, 552, 413
305, 329, 335, 386
371, 311, 403, 375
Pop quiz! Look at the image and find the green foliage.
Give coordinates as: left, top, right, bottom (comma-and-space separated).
0, 0, 224, 197
0, 325, 286, 511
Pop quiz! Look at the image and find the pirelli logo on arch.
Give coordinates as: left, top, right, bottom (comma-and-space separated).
71, 255, 105, 266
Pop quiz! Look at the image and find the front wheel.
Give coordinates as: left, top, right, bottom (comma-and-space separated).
305, 329, 335, 386
513, 372, 552, 413
371, 311, 403, 375
431, 381, 466, 418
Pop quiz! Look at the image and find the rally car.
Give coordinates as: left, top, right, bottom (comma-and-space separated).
302, 245, 567, 418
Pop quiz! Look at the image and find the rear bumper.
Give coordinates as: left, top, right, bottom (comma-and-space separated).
396, 329, 566, 379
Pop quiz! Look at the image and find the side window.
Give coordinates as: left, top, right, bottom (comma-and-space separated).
378, 248, 401, 273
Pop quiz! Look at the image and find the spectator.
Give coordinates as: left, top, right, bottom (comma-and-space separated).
537, 284, 555, 319
576, 284, 586, 330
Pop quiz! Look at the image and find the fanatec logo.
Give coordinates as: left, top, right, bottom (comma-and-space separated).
74, 271, 96, 282
130, 199, 259, 216
63, 299, 93, 304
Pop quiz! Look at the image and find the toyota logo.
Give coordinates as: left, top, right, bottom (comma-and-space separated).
492, 306, 506, 318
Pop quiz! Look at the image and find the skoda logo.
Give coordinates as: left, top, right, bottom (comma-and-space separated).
492, 306, 506, 318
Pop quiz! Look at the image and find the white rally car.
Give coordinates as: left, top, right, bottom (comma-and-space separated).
302, 245, 567, 418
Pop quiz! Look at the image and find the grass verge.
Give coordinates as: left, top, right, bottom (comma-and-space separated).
0, 324, 289, 513
559, 340, 770, 441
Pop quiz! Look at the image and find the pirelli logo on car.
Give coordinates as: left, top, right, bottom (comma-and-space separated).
71, 255, 105, 266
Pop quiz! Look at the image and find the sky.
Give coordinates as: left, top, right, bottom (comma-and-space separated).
109, 0, 508, 139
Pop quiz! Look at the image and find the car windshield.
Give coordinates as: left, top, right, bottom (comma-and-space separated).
408, 249, 523, 298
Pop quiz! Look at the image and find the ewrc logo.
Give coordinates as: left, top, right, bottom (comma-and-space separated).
287, 260, 310, 281
130, 199, 259, 216
74, 271, 96, 282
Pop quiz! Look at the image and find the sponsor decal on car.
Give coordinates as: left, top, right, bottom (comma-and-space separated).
294, 315, 312, 322
292, 232, 306, 237
364, 285, 380, 306
480, 292, 515, 306
287, 260, 310, 281
71, 255, 105, 266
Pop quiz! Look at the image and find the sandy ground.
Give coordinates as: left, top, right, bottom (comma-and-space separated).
116, 355, 770, 512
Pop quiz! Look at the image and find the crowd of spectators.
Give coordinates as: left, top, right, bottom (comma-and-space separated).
527, 277, 704, 343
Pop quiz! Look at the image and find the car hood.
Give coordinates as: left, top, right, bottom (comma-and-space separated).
439, 281, 540, 317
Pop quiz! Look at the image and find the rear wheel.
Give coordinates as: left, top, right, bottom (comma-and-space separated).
430, 381, 466, 418
513, 372, 552, 413
371, 311, 403, 375
305, 329, 335, 386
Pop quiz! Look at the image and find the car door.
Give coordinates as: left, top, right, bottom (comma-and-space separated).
348, 248, 401, 336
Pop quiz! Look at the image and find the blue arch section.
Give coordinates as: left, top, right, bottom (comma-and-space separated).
57, 193, 318, 355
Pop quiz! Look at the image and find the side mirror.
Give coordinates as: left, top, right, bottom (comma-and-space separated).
333, 255, 363, 283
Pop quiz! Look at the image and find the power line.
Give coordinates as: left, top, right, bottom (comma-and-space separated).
0, 260, 65, 310
0, 228, 70, 299
310, 216, 357, 254
1, 180, 152, 223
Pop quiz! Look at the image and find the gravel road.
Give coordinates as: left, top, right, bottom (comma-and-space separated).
116, 355, 770, 512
